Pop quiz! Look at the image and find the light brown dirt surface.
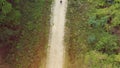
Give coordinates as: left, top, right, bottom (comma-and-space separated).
46, 0, 68, 68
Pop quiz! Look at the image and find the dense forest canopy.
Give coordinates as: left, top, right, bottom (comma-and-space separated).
0, 0, 52, 68
0, 0, 120, 68
87, 0, 120, 54
66, 0, 120, 68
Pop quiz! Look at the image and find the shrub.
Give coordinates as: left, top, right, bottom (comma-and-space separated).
84, 50, 120, 68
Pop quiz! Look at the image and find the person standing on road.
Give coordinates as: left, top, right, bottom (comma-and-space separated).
60, 0, 62, 4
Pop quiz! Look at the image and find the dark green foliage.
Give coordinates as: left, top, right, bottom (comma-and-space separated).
85, 51, 120, 68
2, 1, 12, 14
85, 0, 120, 67
87, 34, 96, 44
0, 0, 21, 23
88, 15, 108, 28
0, 0, 21, 48
87, 0, 120, 55
14, 0, 20, 3
95, 33, 118, 54
8, 9, 21, 22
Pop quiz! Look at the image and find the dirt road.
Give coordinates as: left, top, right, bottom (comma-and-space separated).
46, 0, 68, 68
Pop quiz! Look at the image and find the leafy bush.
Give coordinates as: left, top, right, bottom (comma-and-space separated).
95, 32, 118, 54
87, 0, 120, 54
2, 1, 12, 14
85, 50, 120, 68
87, 34, 96, 44
0, 0, 21, 48
88, 15, 108, 28
8, 9, 21, 23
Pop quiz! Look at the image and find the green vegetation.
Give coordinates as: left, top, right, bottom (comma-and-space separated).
1, 0, 120, 68
65, 0, 120, 68
0, 0, 52, 68
0, 0, 21, 47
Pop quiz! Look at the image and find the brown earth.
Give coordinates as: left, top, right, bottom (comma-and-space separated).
0, 45, 12, 68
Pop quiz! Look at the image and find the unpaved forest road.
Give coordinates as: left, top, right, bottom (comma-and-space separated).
46, 0, 68, 68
